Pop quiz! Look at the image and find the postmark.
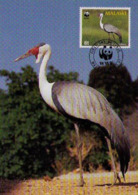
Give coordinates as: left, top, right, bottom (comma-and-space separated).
80, 7, 131, 48
89, 39, 123, 68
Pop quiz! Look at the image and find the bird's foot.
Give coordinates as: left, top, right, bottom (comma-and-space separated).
116, 173, 122, 184
110, 172, 121, 186
78, 179, 85, 187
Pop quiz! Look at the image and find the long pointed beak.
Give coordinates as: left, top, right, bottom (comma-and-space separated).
14, 52, 32, 62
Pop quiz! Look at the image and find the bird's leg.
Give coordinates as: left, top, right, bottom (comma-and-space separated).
112, 33, 115, 41
108, 33, 111, 42
74, 123, 85, 187
105, 137, 121, 185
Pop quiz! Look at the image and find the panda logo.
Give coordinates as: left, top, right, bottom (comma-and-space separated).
99, 46, 113, 60
84, 11, 90, 18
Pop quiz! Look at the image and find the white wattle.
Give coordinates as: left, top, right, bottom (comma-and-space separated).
38, 48, 58, 112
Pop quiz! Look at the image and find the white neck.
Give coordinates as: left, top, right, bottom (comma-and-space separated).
39, 49, 51, 88
38, 48, 57, 111
100, 16, 104, 29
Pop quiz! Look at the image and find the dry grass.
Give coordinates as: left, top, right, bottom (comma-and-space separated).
1, 171, 138, 195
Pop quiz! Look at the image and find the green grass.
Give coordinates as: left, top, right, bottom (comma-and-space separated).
82, 9, 129, 46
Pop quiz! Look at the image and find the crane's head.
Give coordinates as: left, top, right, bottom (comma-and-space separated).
14, 43, 51, 63
99, 13, 103, 18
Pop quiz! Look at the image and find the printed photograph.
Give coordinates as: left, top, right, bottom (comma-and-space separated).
80, 7, 130, 48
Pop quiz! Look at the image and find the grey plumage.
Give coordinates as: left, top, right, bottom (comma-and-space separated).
52, 81, 130, 177
103, 24, 122, 43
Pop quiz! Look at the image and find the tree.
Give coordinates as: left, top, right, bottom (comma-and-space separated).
88, 63, 136, 116
0, 65, 79, 179
132, 77, 138, 102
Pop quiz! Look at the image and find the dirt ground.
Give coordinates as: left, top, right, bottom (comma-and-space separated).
0, 171, 138, 195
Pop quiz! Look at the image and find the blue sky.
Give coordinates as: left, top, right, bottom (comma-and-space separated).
1, 0, 138, 89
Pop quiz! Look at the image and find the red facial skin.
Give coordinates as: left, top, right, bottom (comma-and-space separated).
28, 47, 39, 58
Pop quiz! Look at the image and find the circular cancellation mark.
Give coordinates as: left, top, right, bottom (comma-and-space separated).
89, 39, 123, 68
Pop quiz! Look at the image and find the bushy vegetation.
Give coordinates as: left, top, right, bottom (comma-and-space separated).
0, 66, 76, 179
0, 64, 137, 179
88, 63, 137, 116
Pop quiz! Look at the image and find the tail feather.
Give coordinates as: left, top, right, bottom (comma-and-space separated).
111, 119, 130, 179
115, 132, 130, 179
115, 30, 122, 43
119, 35, 122, 43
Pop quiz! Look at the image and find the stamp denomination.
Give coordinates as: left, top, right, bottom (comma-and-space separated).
80, 7, 131, 48
89, 39, 123, 68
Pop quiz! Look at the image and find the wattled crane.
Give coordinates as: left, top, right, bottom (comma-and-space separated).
15, 43, 130, 186
99, 13, 122, 43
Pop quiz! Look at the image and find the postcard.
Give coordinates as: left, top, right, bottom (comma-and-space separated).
0, 1, 137, 195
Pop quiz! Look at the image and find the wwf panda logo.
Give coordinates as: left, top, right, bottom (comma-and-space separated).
84, 11, 89, 18
99, 46, 113, 60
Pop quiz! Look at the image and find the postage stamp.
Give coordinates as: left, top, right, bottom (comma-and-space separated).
80, 7, 131, 48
